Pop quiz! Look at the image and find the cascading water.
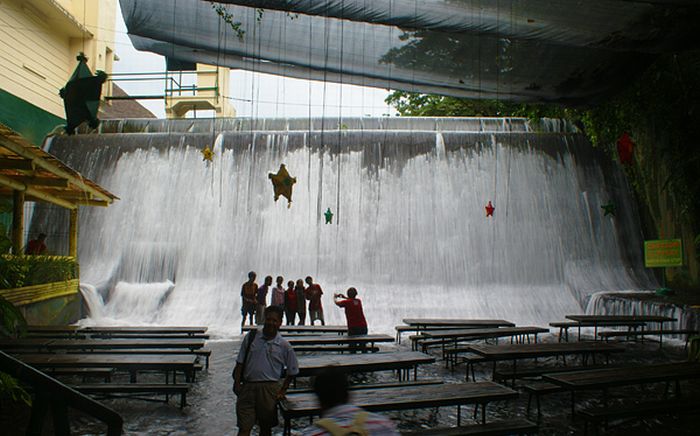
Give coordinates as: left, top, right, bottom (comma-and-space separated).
37, 117, 655, 337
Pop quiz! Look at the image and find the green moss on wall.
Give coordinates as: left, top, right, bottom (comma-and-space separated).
581, 51, 700, 288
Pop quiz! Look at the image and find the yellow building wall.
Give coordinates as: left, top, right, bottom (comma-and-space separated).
0, 0, 116, 119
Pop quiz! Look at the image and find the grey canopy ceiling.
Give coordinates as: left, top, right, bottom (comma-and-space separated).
120, 0, 700, 104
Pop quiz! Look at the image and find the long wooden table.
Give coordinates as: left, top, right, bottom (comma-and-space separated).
417, 327, 549, 355
564, 315, 676, 341
242, 325, 348, 335
543, 362, 700, 415
280, 381, 518, 435
18, 353, 198, 382
296, 352, 434, 380
403, 319, 516, 330
1, 338, 206, 352
287, 334, 393, 348
27, 325, 209, 338
466, 342, 626, 384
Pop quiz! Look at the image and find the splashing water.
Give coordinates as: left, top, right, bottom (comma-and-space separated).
38, 118, 654, 337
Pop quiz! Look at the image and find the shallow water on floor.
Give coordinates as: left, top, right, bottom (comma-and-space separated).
4, 335, 698, 435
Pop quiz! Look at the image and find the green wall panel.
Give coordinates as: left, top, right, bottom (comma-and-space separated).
0, 89, 65, 147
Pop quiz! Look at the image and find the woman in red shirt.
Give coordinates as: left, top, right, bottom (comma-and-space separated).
333, 287, 367, 336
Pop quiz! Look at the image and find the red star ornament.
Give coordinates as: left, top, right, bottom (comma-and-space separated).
616, 132, 635, 165
485, 201, 495, 217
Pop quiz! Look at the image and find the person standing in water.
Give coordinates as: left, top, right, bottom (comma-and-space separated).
255, 275, 272, 325
333, 287, 368, 336
233, 305, 299, 436
305, 276, 325, 326
284, 280, 298, 325
240, 271, 258, 330
271, 275, 286, 310
295, 279, 307, 325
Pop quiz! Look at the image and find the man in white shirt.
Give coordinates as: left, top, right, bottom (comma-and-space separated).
233, 305, 299, 436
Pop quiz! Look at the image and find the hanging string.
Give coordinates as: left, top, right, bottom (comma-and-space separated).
334, 0, 346, 226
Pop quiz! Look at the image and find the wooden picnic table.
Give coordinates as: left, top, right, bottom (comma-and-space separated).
242, 325, 347, 335
28, 325, 207, 333
18, 353, 198, 382
46, 338, 207, 351
402, 319, 516, 331
287, 334, 393, 347
280, 381, 518, 435
467, 342, 626, 384
296, 351, 434, 380
543, 362, 700, 415
418, 326, 549, 355
2, 338, 206, 352
564, 315, 676, 341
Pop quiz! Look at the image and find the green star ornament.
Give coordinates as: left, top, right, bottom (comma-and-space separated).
324, 208, 333, 224
601, 202, 616, 217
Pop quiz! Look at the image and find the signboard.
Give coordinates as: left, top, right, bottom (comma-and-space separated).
644, 239, 683, 268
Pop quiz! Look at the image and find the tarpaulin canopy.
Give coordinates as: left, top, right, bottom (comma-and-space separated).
120, 0, 700, 104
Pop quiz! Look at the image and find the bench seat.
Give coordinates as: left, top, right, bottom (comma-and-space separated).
598, 329, 697, 348
523, 382, 567, 421
577, 398, 700, 435
400, 419, 538, 435
72, 383, 190, 409
288, 379, 443, 395
46, 367, 114, 382
294, 345, 379, 353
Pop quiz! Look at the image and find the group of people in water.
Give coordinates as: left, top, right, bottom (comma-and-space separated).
240, 272, 326, 327
233, 281, 393, 436
240, 271, 368, 335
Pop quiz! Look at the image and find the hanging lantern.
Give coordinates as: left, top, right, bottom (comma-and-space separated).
601, 202, 616, 217
201, 146, 215, 162
60, 53, 107, 135
268, 164, 297, 208
485, 201, 495, 217
616, 132, 635, 165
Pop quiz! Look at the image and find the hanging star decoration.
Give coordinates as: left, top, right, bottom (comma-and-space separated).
324, 208, 334, 224
616, 132, 635, 165
485, 200, 495, 217
601, 202, 616, 217
268, 164, 297, 208
60, 53, 107, 135
201, 146, 214, 162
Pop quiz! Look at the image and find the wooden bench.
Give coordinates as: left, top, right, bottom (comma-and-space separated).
577, 398, 700, 435
598, 329, 697, 348
395, 325, 468, 343
293, 345, 379, 353
400, 419, 538, 435
46, 367, 114, 382
72, 348, 212, 369
549, 322, 578, 342
523, 382, 566, 421
72, 383, 189, 409
288, 379, 443, 395
493, 364, 615, 383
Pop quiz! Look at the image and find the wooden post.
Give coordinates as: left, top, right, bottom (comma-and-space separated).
69, 208, 78, 258
12, 190, 24, 254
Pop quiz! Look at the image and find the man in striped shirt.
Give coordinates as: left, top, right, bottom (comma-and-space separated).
303, 366, 398, 435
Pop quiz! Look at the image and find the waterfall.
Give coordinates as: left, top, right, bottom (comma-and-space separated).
38, 117, 655, 337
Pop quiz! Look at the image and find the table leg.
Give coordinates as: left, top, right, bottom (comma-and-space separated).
457, 404, 461, 426
481, 402, 487, 424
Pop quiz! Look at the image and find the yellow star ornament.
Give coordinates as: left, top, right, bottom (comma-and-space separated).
201, 147, 214, 162
268, 164, 297, 208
